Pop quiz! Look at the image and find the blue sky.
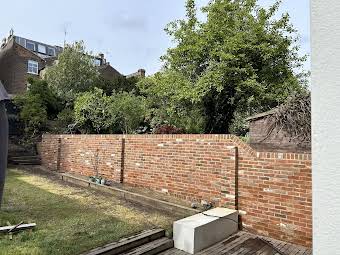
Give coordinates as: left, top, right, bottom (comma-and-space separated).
0, 0, 310, 75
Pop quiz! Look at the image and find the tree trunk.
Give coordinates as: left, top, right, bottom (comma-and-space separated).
203, 89, 236, 134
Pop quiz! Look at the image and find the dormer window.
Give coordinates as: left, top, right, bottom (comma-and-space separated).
48, 47, 56, 56
93, 59, 101, 66
26, 41, 35, 51
38, 44, 47, 54
27, 60, 38, 75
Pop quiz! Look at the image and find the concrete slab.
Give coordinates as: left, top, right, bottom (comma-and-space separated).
173, 208, 238, 254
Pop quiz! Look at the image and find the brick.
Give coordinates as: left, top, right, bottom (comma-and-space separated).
38, 134, 312, 247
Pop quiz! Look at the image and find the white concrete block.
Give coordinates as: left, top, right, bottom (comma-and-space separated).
173, 207, 238, 254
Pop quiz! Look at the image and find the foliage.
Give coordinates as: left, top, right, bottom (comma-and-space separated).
266, 91, 311, 144
138, 70, 205, 133
110, 92, 146, 134
74, 88, 114, 134
98, 76, 140, 96
14, 94, 47, 136
74, 89, 145, 134
45, 41, 100, 104
229, 111, 250, 136
157, 0, 308, 133
55, 108, 75, 133
14, 78, 59, 136
26, 78, 61, 118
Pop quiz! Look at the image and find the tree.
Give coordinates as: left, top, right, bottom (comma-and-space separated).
74, 88, 114, 134
26, 77, 61, 118
98, 76, 140, 96
74, 89, 145, 134
14, 94, 47, 136
14, 78, 59, 136
138, 70, 205, 133
45, 41, 100, 104
158, 0, 308, 133
111, 92, 146, 134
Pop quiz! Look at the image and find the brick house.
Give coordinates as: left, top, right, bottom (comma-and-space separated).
0, 31, 145, 97
0, 34, 61, 96
247, 109, 311, 152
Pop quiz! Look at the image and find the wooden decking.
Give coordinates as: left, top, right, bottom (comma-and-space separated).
159, 231, 312, 255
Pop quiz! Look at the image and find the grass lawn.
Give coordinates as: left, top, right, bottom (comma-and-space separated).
0, 169, 177, 255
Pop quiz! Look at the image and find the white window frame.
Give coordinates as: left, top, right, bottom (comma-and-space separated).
26, 41, 35, 51
27, 60, 39, 75
38, 44, 47, 54
48, 47, 56, 56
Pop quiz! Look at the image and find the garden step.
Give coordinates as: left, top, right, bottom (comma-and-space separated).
9, 155, 40, 158
121, 237, 174, 255
8, 156, 41, 165
82, 229, 166, 255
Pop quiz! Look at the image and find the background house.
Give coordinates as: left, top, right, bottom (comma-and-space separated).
0, 31, 146, 97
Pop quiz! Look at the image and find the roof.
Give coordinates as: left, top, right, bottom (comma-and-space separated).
0, 81, 9, 101
246, 108, 277, 121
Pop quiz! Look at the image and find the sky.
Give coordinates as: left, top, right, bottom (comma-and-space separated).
0, 0, 310, 76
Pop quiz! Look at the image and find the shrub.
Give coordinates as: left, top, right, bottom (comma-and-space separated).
110, 92, 146, 134
74, 88, 114, 134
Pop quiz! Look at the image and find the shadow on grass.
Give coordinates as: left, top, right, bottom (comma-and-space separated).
0, 170, 153, 255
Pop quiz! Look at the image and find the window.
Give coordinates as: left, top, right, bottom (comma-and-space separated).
93, 58, 101, 66
38, 44, 46, 54
15, 37, 26, 47
27, 60, 38, 75
48, 47, 56, 56
26, 41, 35, 51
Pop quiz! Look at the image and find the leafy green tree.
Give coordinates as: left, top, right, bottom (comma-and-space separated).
138, 70, 204, 133
111, 92, 146, 134
74, 89, 145, 134
55, 108, 75, 133
45, 41, 100, 103
158, 0, 308, 133
14, 94, 47, 136
98, 76, 140, 96
26, 77, 61, 118
14, 78, 60, 136
74, 88, 114, 134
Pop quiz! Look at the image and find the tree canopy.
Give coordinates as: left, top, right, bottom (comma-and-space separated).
45, 41, 100, 104
144, 0, 308, 133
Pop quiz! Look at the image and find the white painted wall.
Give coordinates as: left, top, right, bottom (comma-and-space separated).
311, 0, 340, 253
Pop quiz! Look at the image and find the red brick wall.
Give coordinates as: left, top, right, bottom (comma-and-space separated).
39, 134, 312, 247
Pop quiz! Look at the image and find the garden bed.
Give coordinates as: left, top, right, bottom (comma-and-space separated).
0, 169, 180, 255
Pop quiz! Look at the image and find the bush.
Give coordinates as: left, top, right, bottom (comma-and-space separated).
74, 89, 146, 134
14, 94, 47, 136
110, 92, 146, 134
74, 88, 114, 134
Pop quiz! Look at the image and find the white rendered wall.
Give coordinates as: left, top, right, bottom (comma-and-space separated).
311, 0, 340, 253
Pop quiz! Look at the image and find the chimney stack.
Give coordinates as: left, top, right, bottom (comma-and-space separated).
137, 69, 146, 78
98, 53, 106, 65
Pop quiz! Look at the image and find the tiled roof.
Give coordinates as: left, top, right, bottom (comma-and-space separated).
245, 108, 277, 121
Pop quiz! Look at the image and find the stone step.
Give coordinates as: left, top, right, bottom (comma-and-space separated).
82, 229, 166, 255
8, 156, 41, 165
9, 155, 41, 160
120, 237, 174, 255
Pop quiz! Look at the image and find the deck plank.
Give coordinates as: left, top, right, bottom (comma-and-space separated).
159, 231, 312, 255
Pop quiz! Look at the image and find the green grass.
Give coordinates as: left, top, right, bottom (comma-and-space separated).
0, 169, 176, 255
